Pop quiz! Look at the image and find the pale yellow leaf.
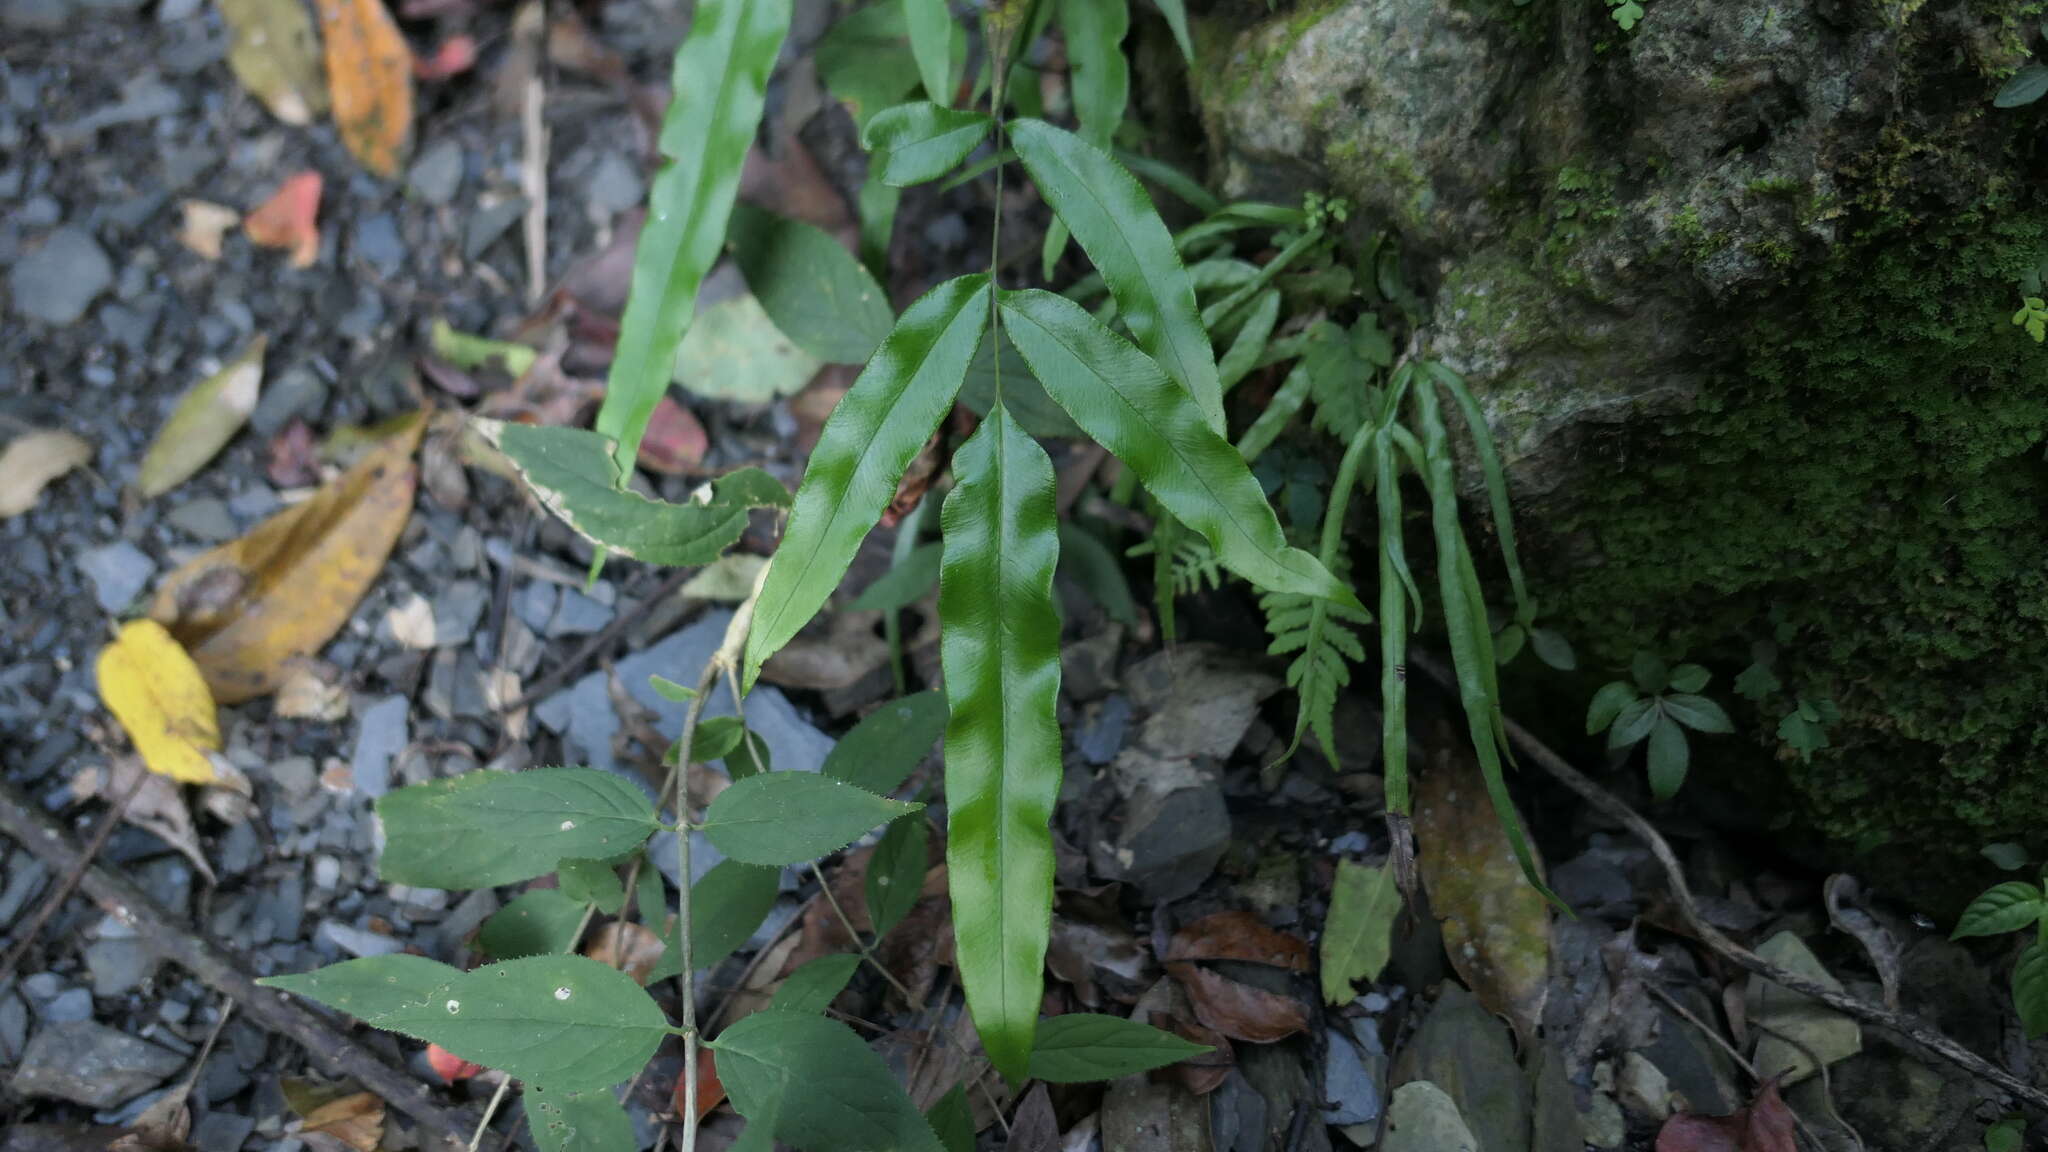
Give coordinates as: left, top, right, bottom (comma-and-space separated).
138, 336, 266, 498
220, 0, 329, 125
96, 620, 221, 784
0, 430, 92, 518
177, 201, 242, 260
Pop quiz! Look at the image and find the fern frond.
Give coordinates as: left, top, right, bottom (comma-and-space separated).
1261, 573, 1373, 769
1127, 534, 1227, 597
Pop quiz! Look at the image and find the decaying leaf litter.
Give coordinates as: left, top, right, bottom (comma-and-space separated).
1, 1, 2042, 1151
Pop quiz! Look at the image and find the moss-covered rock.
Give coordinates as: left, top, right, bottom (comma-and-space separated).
1193, 0, 2048, 909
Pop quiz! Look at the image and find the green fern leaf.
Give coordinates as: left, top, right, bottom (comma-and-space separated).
1261, 555, 1373, 768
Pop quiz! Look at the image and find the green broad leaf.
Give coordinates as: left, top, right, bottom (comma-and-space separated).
1607, 697, 1658, 750
673, 291, 826, 403
1025, 1013, 1209, 1083
689, 860, 782, 972
700, 772, 922, 866
2016, 940, 2048, 1037
904, 0, 953, 105
1530, 627, 1576, 671
925, 1085, 976, 1152
1056, 522, 1139, 626
259, 954, 456, 1022
1983, 843, 2031, 872
1319, 858, 1402, 1005
692, 716, 748, 763
998, 289, 1357, 609
1733, 659, 1781, 702
649, 675, 698, 703
711, 1011, 945, 1152
1952, 881, 2046, 939
1426, 363, 1529, 620
379, 955, 669, 1092
635, 853, 667, 927
1663, 693, 1734, 734
1008, 119, 1224, 434
863, 103, 996, 187
959, 328, 1087, 440
823, 690, 951, 796
866, 812, 929, 939
816, 0, 965, 130
478, 889, 588, 959
1585, 681, 1639, 734
1645, 712, 1689, 801
744, 275, 991, 692
847, 542, 943, 613
1986, 1118, 2026, 1152
1667, 663, 1710, 693
1493, 622, 1526, 665
489, 423, 791, 566
377, 766, 661, 889
769, 953, 861, 1014
1631, 651, 1670, 694
1061, 0, 1128, 148
727, 202, 894, 366
557, 859, 626, 915
726, 728, 772, 780
1997, 64, 2048, 108
859, 172, 899, 276
938, 402, 1063, 1083
526, 1084, 635, 1152
596, 0, 789, 475
1778, 708, 1830, 760
1153, 0, 1193, 62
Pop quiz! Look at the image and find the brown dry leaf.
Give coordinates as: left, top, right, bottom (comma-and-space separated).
275, 659, 350, 721
200, 757, 259, 825
268, 420, 320, 488
639, 397, 708, 476
712, 930, 804, 1031
97, 620, 222, 785
0, 429, 92, 518
1164, 962, 1307, 1044
1414, 737, 1552, 1047
1164, 910, 1310, 972
740, 135, 854, 239
385, 591, 436, 649
587, 921, 666, 984
760, 611, 890, 693
71, 757, 217, 884
178, 201, 242, 260
1007, 1083, 1060, 1152
110, 1095, 191, 1151
139, 336, 266, 498
219, 0, 327, 125
315, 0, 413, 176
672, 1048, 727, 1122
1653, 1080, 1796, 1152
245, 172, 323, 268
1047, 914, 1154, 1008
148, 412, 425, 703
297, 1089, 385, 1152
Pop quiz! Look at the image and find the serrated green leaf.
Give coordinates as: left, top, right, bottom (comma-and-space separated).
864, 103, 996, 186
1320, 858, 1402, 1005
684, 859, 781, 973
1733, 660, 1781, 701
904, 0, 953, 103
1952, 881, 2045, 939
711, 1011, 944, 1152
744, 275, 991, 691
1646, 712, 1689, 801
2017, 941, 2048, 1036
377, 956, 668, 1092
1667, 663, 1710, 693
259, 954, 455, 1022
558, 858, 626, 914
478, 889, 588, 959
376, 766, 660, 889
823, 690, 951, 796
925, 1085, 976, 1152
526, 1084, 636, 1152
691, 716, 748, 763
727, 202, 894, 365
489, 423, 790, 566
867, 812, 930, 939
700, 772, 921, 866
1008, 119, 1223, 433
1056, 522, 1138, 626
847, 541, 943, 613
998, 289, 1357, 609
1026, 1013, 1208, 1083
769, 953, 861, 1014
635, 852, 666, 926
1608, 696, 1658, 749
939, 402, 1063, 1084
1663, 693, 1734, 734
596, 0, 789, 475
1778, 707, 1830, 760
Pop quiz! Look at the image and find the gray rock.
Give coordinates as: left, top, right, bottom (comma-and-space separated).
1, 0, 74, 30
1124, 644, 1281, 760
156, 0, 202, 20
350, 694, 409, 797
1076, 695, 1129, 766
0, 992, 24, 1062
166, 497, 238, 542
248, 366, 327, 437
269, 755, 317, 798
218, 820, 260, 877
431, 580, 489, 648
40, 987, 92, 1022
465, 198, 526, 261
516, 582, 558, 634
548, 587, 614, 636
407, 139, 464, 205
1384, 1082, 1479, 1152
1060, 624, 1123, 702
353, 213, 404, 276
84, 936, 154, 996
1616, 1051, 1670, 1122
192, 1111, 256, 1152
79, 541, 155, 613
585, 150, 644, 214
1392, 985, 1530, 1152
316, 919, 402, 958
1106, 749, 1230, 903
0, 854, 49, 922
10, 1021, 186, 1107
1323, 1021, 1387, 1127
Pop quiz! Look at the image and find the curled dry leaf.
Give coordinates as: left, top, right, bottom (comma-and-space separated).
71, 757, 217, 884
426, 1043, 483, 1082
178, 200, 242, 260
1653, 1080, 1796, 1152
245, 172, 323, 268
1164, 962, 1308, 1044
1165, 910, 1310, 972
219, 0, 328, 125
1823, 874, 1902, 1013
274, 659, 350, 721
295, 1088, 386, 1152
268, 420, 321, 488
96, 620, 221, 785
148, 412, 425, 703
1414, 739, 1552, 1047
587, 921, 666, 984
316, 0, 413, 176
139, 336, 266, 498
0, 429, 92, 517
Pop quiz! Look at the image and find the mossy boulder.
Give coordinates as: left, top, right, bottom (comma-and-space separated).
1191, 0, 2048, 911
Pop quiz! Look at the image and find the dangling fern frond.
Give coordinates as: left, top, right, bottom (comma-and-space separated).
1127, 532, 1227, 597
1261, 570, 1372, 767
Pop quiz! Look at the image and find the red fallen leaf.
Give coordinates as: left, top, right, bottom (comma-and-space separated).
1165, 961, 1308, 1044
1165, 910, 1311, 972
413, 34, 476, 79
1654, 1080, 1796, 1152
245, 171, 323, 269
425, 1044, 483, 1082
267, 420, 320, 488
638, 397, 707, 476
672, 1049, 726, 1121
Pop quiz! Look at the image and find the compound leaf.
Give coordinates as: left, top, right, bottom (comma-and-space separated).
1026, 1013, 1208, 1083
377, 767, 659, 889
864, 103, 992, 187
769, 954, 861, 1014
687, 860, 782, 972
700, 772, 921, 867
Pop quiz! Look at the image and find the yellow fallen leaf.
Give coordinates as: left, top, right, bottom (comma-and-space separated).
148, 411, 425, 703
138, 336, 266, 498
96, 620, 221, 785
220, 0, 329, 126
0, 429, 92, 518
317, 0, 413, 177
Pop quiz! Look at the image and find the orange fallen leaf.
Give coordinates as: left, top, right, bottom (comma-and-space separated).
316, 0, 413, 177
1165, 910, 1311, 972
1165, 962, 1308, 1044
245, 172, 323, 268
148, 412, 425, 703
426, 1043, 484, 1082
413, 34, 476, 80
638, 396, 708, 476
587, 921, 666, 984
672, 1048, 726, 1122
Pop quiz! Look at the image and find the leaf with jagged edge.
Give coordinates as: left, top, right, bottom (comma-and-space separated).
863, 103, 995, 187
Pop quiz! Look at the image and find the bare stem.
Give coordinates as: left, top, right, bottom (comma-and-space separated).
808, 861, 923, 1009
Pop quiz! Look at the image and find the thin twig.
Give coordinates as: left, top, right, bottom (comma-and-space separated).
468, 1079, 513, 1152
807, 861, 922, 1009
1646, 982, 1836, 1152
518, 0, 549, 308
0, 763, 147, 982
1404, 650, 2048, 1114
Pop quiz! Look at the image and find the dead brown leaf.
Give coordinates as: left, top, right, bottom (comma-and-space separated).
177, 201, 241, 260
1414, 735, 1552, 1047
1654, 1080, 1796, 1152
639, 397, 708, 475
71, 758, 216, 884
244, 172, 323, 268
1164, 962, 1307, 1044
0, 429, 92, 518
315, 0, 413, 176
1007, 1083, 1060, 1152
673, 1047, 727, 1122
275, 659, 350, 721
148, 412, 424, 703
587, 921, 666, 984
297, 1090, 385, 1152
1164, 910, 1310, 972
267, 420, 320, 488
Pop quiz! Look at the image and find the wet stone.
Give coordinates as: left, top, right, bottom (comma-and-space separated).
9, 225, 112, 324
407, 138, 463, 205
79, 540, 155, 613
10, 1021, 186, 1107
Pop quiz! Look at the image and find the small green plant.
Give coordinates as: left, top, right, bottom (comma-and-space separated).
1986, 1116, 2026, 1151
2016, 295, 2048, 342
1585, 652, 1735, 800
1605, 0, 1645, 30
1953, 877, 2048, 1037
